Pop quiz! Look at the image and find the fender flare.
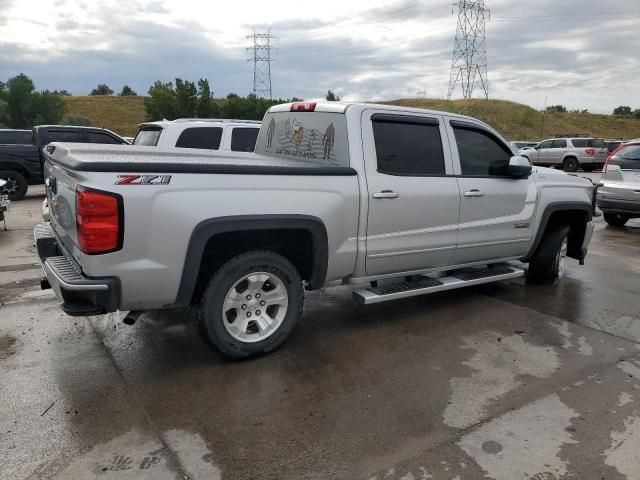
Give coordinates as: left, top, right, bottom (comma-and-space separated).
172, 214, 329, 307
521, 202, 592, 262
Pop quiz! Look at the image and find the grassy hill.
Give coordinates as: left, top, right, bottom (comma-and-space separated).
64, 96, 640, 141
385, 98, 640, 141
64, 96, 146, 137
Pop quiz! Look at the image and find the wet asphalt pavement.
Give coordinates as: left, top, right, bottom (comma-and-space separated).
2, 179, 640, 480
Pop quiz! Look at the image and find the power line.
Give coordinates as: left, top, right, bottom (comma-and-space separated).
447, 0, 490, 100
246, 27, 276, 99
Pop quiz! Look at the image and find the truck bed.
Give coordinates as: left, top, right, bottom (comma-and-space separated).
44, 143, 356, 176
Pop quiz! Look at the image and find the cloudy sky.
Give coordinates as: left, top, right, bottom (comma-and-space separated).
0, 0, 638, 113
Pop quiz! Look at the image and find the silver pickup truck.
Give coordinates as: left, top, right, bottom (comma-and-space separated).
35, 102, 595, 358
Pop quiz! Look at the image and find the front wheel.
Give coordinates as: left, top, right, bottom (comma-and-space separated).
0, 170, 28, 201
197, 250, 304, 359
603, 212, 628, 227
526, 225, 570, 284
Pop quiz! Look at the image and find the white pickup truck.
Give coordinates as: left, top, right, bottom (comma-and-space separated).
35, 102, 595, 358
133, 118, 261, 153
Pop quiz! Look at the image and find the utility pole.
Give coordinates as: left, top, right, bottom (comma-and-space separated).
540, 96, 548, 137
246, 28, 276, 99
447, 0, 490, 100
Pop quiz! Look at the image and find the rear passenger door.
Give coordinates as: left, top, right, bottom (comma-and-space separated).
362, 110, 461, 276
446, 119, 536, 265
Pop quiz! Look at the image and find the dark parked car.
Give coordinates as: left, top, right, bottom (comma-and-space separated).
605, 140, 624, 154
0, 125, 127, 200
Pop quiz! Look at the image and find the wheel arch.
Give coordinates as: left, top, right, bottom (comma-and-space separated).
171, 215, 329, 307
521, 202, 592, 262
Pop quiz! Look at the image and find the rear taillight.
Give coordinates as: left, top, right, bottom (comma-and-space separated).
76, 186, 123, 254
585, 148, 596, 156
604, 144, 627, 173
290, 102, 316, 112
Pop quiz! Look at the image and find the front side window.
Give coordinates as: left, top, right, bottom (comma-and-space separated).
372, 117, 445, 175
538, 140, 553, 149
453, 125, 512, 176
231, 127, 259, 152
175, 127, 223, 150
47, 130, 81, 142
551, 139, 567, 148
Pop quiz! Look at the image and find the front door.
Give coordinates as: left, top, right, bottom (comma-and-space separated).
445, 119, 536, 265
362, 110, 461, 276
548, 139, 568, 165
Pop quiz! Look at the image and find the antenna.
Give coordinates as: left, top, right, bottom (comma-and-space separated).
447, 0, 490, 100
246, 27, 276, 99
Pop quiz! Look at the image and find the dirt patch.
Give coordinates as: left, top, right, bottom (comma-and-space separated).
0, 334, 17, 359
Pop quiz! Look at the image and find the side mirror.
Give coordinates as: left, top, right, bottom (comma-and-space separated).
507, 156, 532, 178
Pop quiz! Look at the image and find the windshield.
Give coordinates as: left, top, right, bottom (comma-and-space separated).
610, 145, 640, 169
133, 128, 162, 146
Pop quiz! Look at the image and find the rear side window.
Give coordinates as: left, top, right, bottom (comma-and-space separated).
572, 138, 605, 148
175, 127, 222, 150
551, 140, 567, 148
611, 145, 640, 169
134, 128, 162, 146
453, 126, 512, 176
231, 127, 259, 152
87, 132, 123, 144
372, 117, 445, 175
47, 130, 81, 142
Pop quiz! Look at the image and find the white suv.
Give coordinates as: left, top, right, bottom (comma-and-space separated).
133, 119, 262, 153
521, 136, 607, 172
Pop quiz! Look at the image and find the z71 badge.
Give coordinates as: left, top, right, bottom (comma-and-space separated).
115, 175, 172, 185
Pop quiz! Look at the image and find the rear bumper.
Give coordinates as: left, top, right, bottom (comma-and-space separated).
34, 223, 120, 316
596, 196, 640, 217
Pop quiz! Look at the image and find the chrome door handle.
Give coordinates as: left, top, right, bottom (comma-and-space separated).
464, 189, 484, 197
372, 191, 400, 199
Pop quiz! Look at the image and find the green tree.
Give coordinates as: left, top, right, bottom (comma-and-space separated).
52, 89, 72, 96
174, 78, 198, 118
633, 109, 640, 119
613, 105, 632, 116
196, 78, 214, 118
33, 90, 66, 124
545, 105, 567, 113
119, 85, 137, 96
325, 90, 340, 101
90, 84, 114, 95
6, 73, 36, 128
144, 81, 177, 120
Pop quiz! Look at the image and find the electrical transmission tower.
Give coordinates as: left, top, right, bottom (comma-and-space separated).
246, 28, 276, 99
447, 0, 489, 100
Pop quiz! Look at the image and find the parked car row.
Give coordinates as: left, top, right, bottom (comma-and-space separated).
0, 119, 263, 201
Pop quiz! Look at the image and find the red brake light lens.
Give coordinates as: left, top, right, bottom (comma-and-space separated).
290, 102, 316, 112
76, 186, 123, 254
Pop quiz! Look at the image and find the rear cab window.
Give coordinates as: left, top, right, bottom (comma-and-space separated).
47, 130, 81, 142
134, 127, 162, 146
231, 127, 259, 152
87, 132, 123, 144
175, 127, 222, 150
255, 111, 349, 166
0, 131, 32, 144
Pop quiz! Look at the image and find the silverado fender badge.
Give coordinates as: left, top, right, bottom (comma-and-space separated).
115, 175, 172, 185
514, 221, 530, 229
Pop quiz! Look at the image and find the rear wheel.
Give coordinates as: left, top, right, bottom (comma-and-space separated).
562, 157, 578, 172
526, 225, 570, 284
0, 170, 28, 201
603, 212, 628, 227
197, 250, 304, 359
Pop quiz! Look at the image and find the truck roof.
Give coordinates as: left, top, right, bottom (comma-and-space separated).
139, 118, 262, 128
268, 101, 495, 126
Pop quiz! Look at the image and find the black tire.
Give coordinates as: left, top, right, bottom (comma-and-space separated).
0, 170, 28, 201
526, 225, 570, 284
581, 164, 594, 172
562, 157, 579, 172
603, 212, 628, 227
197, 250, 304, 359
